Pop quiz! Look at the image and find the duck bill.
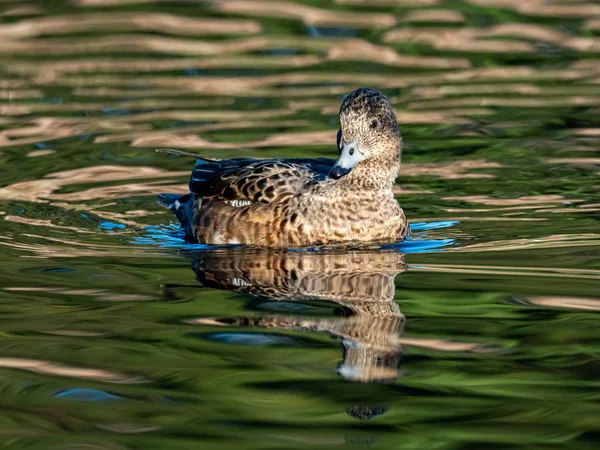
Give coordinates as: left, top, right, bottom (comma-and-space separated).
330, 141, 364, 180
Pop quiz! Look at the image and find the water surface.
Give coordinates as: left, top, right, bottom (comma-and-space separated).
0, 0, 599, 449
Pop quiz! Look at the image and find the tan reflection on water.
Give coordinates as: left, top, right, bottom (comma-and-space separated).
587, 19, 600, 31
526, 296, 600, 311
214, 0, 397, 28
571, 128, 600, 136
443, 195, 575, 206
402, 160, 503, 179
336, 0, 440, 5
26, 149, 55, 157
545, 158, 600, 166
4, 215, 95, 233
442, 195, 583, 213
447, 234, 600, 254
4, 286, 152, 302
466, 0, 600, 18
0, 35, 271, 57
10, 55, 322, 78
0, 233, 169, 259
0, 165, 187, 203
0, 5, 44, 17
0, 13, 262, 39
385, 28, 532, 53
411, 84, 600, 99
407, 96, 600, 109
73, 0, 160, 4
0, 357, 143, 383
385, 23, 600, 53
326, 39, 470, 69
187, 250, 484, 384
412, 262, 600, 281
399, 9, 465, 23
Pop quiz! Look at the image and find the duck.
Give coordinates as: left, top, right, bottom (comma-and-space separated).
158, 87, 408, 248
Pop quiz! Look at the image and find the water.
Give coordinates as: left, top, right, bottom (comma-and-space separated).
0, 0, 599, 448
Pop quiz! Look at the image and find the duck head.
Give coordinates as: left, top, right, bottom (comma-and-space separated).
330, 88, 402, 184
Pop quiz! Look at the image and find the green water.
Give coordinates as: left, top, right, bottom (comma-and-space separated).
0, 0, 599, 448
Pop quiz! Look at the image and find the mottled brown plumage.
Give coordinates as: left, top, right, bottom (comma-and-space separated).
188, 249, 407, 383
159, 88, 407, 247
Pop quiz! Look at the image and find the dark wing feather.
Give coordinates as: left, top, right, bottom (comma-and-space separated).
288, 158, 337, 177
190, 158, 335, 204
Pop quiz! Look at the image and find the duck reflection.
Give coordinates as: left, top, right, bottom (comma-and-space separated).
190, 249, 406, 385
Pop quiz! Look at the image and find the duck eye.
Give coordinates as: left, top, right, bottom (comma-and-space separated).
349, 148, 355, 156
369, 119, 379, 129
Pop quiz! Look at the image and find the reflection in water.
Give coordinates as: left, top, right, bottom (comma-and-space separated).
188, 249, 406, 418
190, 249, 406, 383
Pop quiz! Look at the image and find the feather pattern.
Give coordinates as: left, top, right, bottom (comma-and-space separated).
189, 158, 334, 204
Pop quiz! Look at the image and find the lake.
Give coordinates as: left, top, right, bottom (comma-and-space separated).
0, 0, 598, 449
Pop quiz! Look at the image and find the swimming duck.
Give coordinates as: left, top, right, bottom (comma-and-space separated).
158, 87, 407, 247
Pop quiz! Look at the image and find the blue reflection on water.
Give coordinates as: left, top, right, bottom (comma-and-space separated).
386, 238, 455, 253
99, 221, 127, 231
132, 221, 458, 254
410, 220, 459, 231
56, 388, 122, 402
204, 332, 298, 347
101, 107, 132, 116
184, 68, 201, 76
306, 26, 357, 37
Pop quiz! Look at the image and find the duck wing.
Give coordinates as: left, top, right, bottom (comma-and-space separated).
190, 157, 335, 205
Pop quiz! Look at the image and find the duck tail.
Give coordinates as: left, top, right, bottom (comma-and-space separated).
156, 148, 221, 162
158, 192, 194, 220
157, 193, 198, 240
157, 193, 186, 209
